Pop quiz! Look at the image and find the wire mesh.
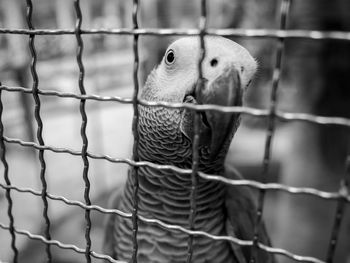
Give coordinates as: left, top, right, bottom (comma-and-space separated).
0, 1, 349, 263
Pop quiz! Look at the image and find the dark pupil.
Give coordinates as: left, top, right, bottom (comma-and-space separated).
167, 52, 174, 63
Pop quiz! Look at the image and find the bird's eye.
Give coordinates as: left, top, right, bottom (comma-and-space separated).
210, 58, 218, 67
165, 49, 175, 65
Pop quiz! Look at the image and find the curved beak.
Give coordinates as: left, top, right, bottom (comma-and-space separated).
196, 67, 242, 157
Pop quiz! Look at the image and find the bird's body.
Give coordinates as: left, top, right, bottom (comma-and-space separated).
104, 36, 274, 263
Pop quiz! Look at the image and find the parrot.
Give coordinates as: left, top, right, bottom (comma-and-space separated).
103, 36, 275, 263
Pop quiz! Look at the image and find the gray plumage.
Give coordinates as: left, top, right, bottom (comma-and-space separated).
104, 36, 275, 263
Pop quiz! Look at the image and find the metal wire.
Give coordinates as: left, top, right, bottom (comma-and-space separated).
186, 0, 207, 262
1, 1, 350, 263
326, 157, 350, 263
0, 28, 350, 41
73, 0, 92, 262
131, 0, 140, 262
25, 1, 52, 262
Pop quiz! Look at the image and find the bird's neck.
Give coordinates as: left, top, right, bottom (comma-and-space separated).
137, 105, 227, 168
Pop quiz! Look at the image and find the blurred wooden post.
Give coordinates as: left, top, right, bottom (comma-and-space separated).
15, 66, 35, 145
55, 0, 93, 54
81, 0, 92, 53
81, 0, 92, 27
140, 0, 163, 83
102, 0, 124, 49
1, 0, 28, 67
1, 0, 35, 146
55, 0, 75, 54
80, 0, 91, 54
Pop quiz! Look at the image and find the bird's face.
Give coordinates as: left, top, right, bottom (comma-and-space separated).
142, 36, 257, 160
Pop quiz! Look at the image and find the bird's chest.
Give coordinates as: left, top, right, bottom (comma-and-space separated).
115, 171, 235, 263
115, 209, 234, 263
135, 219, 234, 263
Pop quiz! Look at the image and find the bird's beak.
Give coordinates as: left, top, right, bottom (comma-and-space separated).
196, 67, 242, 158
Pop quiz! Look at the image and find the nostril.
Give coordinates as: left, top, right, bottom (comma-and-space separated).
210, 58, 218, 67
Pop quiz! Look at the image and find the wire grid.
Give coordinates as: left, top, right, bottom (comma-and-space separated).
0, 0, 350, 263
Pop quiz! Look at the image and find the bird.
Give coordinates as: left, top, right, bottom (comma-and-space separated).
103, 36, 275, 263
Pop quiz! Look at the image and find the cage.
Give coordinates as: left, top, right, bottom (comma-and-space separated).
0, 0, 349, 263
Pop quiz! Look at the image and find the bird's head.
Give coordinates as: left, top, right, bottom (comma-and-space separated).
141, 36, 257, 164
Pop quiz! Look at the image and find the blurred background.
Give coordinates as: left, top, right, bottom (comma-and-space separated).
0, 0, 350, 262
